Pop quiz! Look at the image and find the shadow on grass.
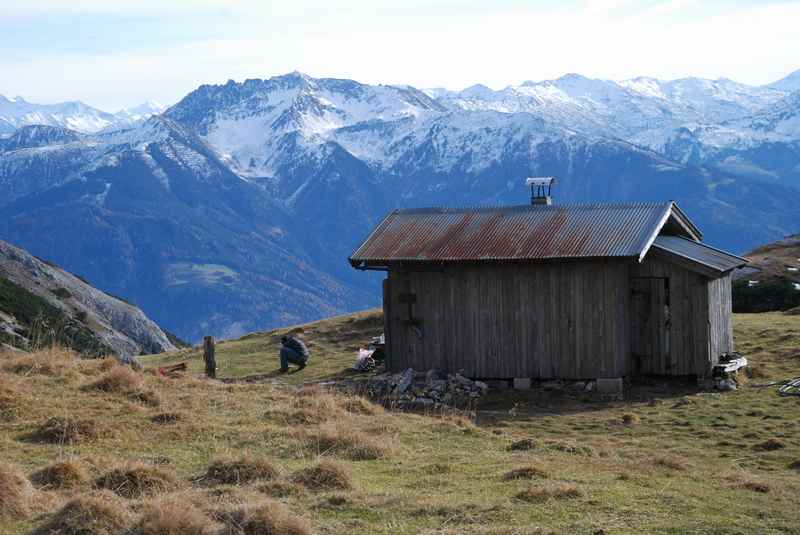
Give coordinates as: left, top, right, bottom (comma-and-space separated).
477, 376, 707, 423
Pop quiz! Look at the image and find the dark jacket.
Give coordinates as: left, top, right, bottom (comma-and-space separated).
282, 336, 309, 360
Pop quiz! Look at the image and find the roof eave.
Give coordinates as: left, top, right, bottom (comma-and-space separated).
638, 202, 703, 263
669, 203, 703, 241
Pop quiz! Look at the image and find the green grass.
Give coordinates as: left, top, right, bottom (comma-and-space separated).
1, 311, 799, 534
141, 309, 384, 384
164, 262, 240, 287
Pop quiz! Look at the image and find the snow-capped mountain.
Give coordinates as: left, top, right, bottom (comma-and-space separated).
433, 74, 787, 150
1, 70, 800, 340
0, 95, 166, 136
768, 68, 800, 93
164, 73, 446, 177
112, 100, 167, 129
0, 95, 118, 135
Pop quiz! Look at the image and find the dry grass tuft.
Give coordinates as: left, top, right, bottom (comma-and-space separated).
96, 357, 118, 373
437, 415, 479, 433
135, 497, 213, 535
222, 500, 311, 535
32, 491, 130, 535
151, 412, 182, 425
129, 389, 162, 407
502, 466, 549, 481
0, 373, 27, 421
290, 461, 353, 492
339, 395, 383, 415
508, 439, 537, 451
0, 462, 36, 518
747, 362, 770, 379
203, 457, 279, 486
302, 423, 388, 460
257, 480, 307, 499
83, 367, 161, 406
84, 366, 142, 393
296, 384, 324, 398
30, 460, 90, 490
652, 455, 688, 471
753, 438, 785, 451
31, 416, 99, 444
95, 464, 178, 499
515, 482, 583, 503
621, 413, 641, 425
293, 391, 345, 414
2, 347, 77, 376
265, 408, 331, 426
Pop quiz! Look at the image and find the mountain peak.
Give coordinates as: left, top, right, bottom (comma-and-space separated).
461, 84, 495, 98
768, 68, 800, 92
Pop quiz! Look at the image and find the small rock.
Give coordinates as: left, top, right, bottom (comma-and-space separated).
716, 379, 737, 391
396, 368, 414, 393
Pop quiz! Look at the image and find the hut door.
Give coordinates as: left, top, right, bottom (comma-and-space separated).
630, 277, 670, 375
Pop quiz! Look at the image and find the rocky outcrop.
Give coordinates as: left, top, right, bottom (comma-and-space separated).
0, 239, 175, 356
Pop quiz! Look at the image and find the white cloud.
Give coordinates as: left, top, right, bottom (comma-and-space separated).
1, 0, 797, 109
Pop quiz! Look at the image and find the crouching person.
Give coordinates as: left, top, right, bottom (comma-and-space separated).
279, 334, 309, 372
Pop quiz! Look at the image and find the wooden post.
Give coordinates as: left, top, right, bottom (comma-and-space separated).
203, 336, 216, 378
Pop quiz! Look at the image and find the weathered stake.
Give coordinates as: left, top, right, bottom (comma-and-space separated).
203, 336, 216, 378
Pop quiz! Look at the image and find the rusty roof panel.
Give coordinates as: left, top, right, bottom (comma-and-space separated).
349, 202, 680, 265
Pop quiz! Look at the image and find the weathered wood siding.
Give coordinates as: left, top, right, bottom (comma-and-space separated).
384, 260, 629, 379
708, 273, 734, 367
629, 256, 710, 376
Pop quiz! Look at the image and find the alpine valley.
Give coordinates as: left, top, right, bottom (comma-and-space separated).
2, 70, 800, 341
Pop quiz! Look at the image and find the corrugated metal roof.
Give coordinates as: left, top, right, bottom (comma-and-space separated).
350, 202, 685, 265
652, 235, 747, 274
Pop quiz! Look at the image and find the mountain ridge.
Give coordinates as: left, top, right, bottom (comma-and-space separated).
0, 95, 166, 136
1, 70, 800, 340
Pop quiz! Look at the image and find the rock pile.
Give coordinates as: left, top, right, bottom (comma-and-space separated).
366, 368, 488, 408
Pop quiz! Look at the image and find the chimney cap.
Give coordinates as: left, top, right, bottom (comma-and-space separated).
525, 177, 555, 187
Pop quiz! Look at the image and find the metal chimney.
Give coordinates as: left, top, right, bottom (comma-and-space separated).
525, 177, 555, 205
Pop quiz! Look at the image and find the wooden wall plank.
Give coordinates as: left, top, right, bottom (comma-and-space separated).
381, 256, 730, 380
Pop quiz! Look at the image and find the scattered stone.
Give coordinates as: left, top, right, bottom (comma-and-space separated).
396, 368, 414, 394
716, 378, 737, 391
365, 368, 490, 408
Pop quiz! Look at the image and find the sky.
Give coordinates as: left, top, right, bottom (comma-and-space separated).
1, 0, 799, 111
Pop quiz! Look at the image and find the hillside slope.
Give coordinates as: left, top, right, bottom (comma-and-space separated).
2, 311, 799, 534
0, 239, 175, 356
733, 235, 800, 312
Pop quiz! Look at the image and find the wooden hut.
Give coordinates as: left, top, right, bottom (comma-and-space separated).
349, 187, 747, 384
